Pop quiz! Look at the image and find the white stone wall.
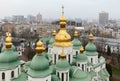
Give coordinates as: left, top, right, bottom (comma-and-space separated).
28, 75, 51, 81
56, 70, 69, 81
52, 46, 73, 64
87, 55, 98, 65
0, 65, 21, 81
77, 61, 87, 72
72, 49, 79, 56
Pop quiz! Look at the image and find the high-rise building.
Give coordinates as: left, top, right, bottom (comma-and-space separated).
36, 13, 42, 23
12, 15, 25, 24
99, 11, 109, 26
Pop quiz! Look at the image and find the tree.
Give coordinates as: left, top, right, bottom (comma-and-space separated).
107, 45, 111, 56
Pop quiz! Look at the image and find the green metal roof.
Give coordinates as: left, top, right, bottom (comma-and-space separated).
70, 66, 91, 81
50, 65, 56, 74
51, 75, 60, 81
11, 72, 27, 81
30, 54, 49, 71
48, 37, 55, 48
76, 53, 88, 62
72, 38, 81, 49
56, 59, 70, 71
0, 49, 20, 70
1, 45, 16, 52
27, 67, 52, 78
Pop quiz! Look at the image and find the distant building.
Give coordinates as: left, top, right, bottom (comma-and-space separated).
12, 15, 25, 24
36, 13, 42, 24
27, 15, 36, 23
99, 11, 109, 26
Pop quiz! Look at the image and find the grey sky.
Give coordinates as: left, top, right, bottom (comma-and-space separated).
0, 0, 119, 19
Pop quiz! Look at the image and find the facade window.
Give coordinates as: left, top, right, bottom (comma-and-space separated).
57, 72, 59, 77
58, 55, 60, 59
46, 80, 48, 81
11, 71, 14, 78
82, 64, 84, 71
18, 68, 19, 75
68, 54, 70, 63
87, 68, 88, 72
2, 72, 5, 80
91, 58, 93, 63
66, 72, 68, 81
78, 64, 80, 67
62, 73, 64, 81
76, 51, 78, 56
54, 54, 56, 64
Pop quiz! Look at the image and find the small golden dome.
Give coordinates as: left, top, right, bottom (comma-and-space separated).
80, 46, 84, 53
74, 31, 79, 37
36, 41, 45, 54
52, 30, 57, 36
60, 49, 66, 59
89, 32, 93, 41
53, 6, 73, 47
5, 32, 12, 50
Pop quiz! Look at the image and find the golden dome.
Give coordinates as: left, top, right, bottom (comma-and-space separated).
80, 46, 84, 53
5, 32, 12, 50
52, 30, 57, 36
60, 49, 66, 59
89, 32, 93, 41
36, 41, 45, 54
53, 6, 72, 47
74, 31, 79, 37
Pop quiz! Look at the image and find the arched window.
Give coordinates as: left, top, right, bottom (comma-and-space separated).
76, 51, 78, 56
57, 72, 59, 78
68, 54, 70, 63
2, 72, 5, 80
54, 54, 56, 64
82, 64, 84, 71
66, 72, 68, 81
11, 71, 14, 78
18, 68, 19, 75
62, 73, 64, 81
91, 58, 93, 63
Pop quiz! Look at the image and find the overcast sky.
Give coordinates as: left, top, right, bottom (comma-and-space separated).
0, 0, 119, 19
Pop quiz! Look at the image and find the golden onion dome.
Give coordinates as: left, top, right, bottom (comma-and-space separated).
74, 31, 79, 37
89, 32, 93, 42
80, 46, 84, 53
53, 6, 72, 47
5, 32, 12, 50
52, 30, 57, 36
35, 41, 45, 55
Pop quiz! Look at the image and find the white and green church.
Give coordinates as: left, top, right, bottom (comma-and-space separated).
0, 6, 110, 81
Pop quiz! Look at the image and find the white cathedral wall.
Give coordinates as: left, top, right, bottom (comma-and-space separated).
72, 49, 79, 56
52, 46, 73, 64
76, 61, 87, 71
28, 75, 51, 81
0, 65, 20, 81
56, 70, 69, 81
87, 55, 98, 64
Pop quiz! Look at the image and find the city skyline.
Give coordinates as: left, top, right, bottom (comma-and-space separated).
0, 0, 119, 19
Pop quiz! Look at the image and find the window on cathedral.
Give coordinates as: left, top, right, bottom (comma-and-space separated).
2, 72, 5, 80
18, 68, 19, 75
76, 51, 78, 56
91, 58, 93, 63
57, 72, 59, 77
58, 55, 60, 59
87, 68, 88, 72
55, 54, 56, 64
66, 72, 68, 81
78, 64, 80, 67
11, 71, 14, 78
62, 73, 64, 81
68, 54, 70, 63
82, 64, 84, 71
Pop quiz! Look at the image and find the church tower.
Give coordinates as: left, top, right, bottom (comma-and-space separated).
52, 6, 73, 64
0, 32, 21, 81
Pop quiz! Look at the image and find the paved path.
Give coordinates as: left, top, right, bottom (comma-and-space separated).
113, 74, 120, 80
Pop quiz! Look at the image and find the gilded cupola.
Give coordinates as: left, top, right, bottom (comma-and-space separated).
5, 32, 12, 50
53, 6, 73, 47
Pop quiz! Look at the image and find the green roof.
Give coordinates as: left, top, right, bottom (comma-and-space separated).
29, 54, 49, 71
1, 45, 16, 52
0, 50, 20, 69
56, 59, 70, 71
12, 72, 27, 81
51, 75, 60, 81
50, 65, 56, 74
40, 37, 50, 43
48, 37, 55, 48
76, 53, 88, 62
27, 53, 52, 77
70, 66, 91, 81
72, 38, 81, 49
